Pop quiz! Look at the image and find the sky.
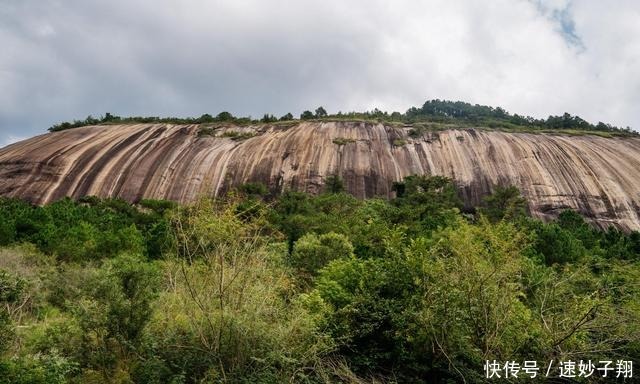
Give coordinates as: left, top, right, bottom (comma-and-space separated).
1, 0, 639, 147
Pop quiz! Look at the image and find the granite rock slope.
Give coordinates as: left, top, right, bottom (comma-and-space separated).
1, 122, 640, 230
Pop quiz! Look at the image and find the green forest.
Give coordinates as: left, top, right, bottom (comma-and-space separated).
48, 100, 636, 137
0, 177, 639, 383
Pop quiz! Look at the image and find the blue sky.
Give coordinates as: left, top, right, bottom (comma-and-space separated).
1, 0, 639, 147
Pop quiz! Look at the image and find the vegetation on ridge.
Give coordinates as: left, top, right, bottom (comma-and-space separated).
48, 100, 637, 137
0, 176, 639, 382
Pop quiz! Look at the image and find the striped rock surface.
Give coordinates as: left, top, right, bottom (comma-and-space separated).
1, 122, 640, 230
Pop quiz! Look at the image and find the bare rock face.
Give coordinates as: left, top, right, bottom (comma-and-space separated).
1, 122, 640, 230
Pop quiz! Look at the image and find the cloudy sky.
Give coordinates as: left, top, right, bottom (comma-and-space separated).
1, 0, 639, 147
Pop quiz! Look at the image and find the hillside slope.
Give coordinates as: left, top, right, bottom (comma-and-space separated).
1, 121, 640, 230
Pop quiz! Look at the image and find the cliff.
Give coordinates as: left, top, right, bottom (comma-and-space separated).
1, 122, 640, 230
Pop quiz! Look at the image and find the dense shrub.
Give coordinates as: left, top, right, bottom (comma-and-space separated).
0, 177, 639, 382
291, 232, 354, 277
0, 197, 171, 260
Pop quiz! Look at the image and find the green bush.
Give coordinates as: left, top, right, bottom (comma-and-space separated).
220, 130, 256, 141
0, 179, 639, 382
238, 182, 268, 196
0, 352, 77, 384
70, 253, 160, 379
324, 174, 344, 194
332, 137, 355, 146
143, 198, 332, 382
300, 110, 314, 120
479, 185, 528, 222
0, 270, 25, 352
291, 232, 354, 277
279, 112, 294, 121
531, 221, 587, 265
0, 197, 170, 261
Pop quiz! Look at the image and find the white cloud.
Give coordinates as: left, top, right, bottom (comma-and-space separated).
0, 0, 638, 145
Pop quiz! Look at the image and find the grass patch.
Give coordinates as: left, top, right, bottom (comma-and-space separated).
221, 130, 257, 141
393, 139, 408, 146
332, 137, 356, 146
197, 126, 220, 137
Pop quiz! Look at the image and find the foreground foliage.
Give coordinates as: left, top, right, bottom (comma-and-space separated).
0, 178, 639, 383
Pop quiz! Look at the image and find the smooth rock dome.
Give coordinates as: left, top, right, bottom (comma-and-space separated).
1, 121, 640, 230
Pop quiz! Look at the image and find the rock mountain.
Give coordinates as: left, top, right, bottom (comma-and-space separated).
1, 121, 640, 230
